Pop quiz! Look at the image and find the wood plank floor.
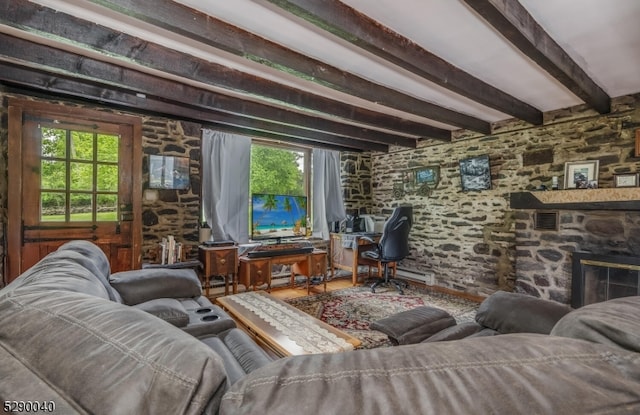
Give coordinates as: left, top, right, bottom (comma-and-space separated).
269, 276, 354, 300
208, 273, 484, 303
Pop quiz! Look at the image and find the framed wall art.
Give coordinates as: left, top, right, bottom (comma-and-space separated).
149, 155, 191, 190
459, 155, 491, 191
414, 165, 440, 188
563, 160, 599, 189
614, 173, 639, 188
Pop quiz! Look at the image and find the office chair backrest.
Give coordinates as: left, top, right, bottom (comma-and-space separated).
378, 205, 413, 261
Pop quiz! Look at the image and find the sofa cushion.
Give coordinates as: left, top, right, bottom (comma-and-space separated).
134, 298, 190, 327
109, 268, 202, 305
475, 291, 572, 335
56, 242, 122, 302
551, 296, 640, 353
200, 328, 274, 385
0, 290, 228, 415
3, 250, 112, 301
0, 344, 82, 414
370, 306, 456, 345
421, 321, 484, 342
220, 334, 640, 414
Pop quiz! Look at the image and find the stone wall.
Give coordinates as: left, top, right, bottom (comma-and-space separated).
356, 95, 640, 301
514, 209, 640, 303
140, 117, 202, 263
340, 152, 373, 214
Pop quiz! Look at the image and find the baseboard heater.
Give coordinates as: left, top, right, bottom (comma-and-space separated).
395, 267, 435, 286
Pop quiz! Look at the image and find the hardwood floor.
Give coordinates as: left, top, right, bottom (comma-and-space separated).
269, 276, 354, 300
208, 272, 484, 303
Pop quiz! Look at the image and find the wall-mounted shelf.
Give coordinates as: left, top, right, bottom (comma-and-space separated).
510, 188, 640, 211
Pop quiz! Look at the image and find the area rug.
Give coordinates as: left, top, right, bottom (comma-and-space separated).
285, 286, 480, 349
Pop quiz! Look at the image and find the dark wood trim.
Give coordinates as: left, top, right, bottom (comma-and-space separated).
463, 0, 611, 114
0, 68, 378, 152
0, 75, 380, 152
264, 0, 542, 127
0, 0, 444, 142
0, 46, 391, 151
130, 117, 143, 269
509, 191, 640, 211
86, 0, 458, 138
6, 102, 23, 281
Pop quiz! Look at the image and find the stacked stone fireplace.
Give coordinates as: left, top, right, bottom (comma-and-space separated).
571, 251, 640, 308
511, 189, 640, 306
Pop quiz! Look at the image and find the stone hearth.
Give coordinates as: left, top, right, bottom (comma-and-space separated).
512, 189, 640, 304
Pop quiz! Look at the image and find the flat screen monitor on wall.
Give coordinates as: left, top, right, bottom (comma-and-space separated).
251, 194, 308, 241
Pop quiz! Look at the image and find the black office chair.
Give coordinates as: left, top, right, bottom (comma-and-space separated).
360, 206, 413, 294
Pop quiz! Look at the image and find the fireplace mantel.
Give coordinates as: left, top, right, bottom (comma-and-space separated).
510, 188, 640, 210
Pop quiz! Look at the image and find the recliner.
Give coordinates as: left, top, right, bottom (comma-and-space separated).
359, 205, 413, 294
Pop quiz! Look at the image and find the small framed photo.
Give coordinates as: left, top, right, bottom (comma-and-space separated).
149, 155, 191, 189
414, 165, 440, 188
459, 155, 491, 191
614, 173, 639, 188
564, 160, 599, 189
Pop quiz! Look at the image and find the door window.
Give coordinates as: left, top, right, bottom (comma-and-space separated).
39, 127, 119, 223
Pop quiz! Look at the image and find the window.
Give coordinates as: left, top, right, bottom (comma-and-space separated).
250, 142, 309, 197
40, 126, 119, 222
249, 142, 311, 238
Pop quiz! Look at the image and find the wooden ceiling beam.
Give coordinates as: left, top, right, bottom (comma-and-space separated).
0, 0, 445, 142
85, 0, 479, 135
463, 0, 611, 114
263, 0, 543, 126
0, 34, 393, 151
0, 61, 376, 152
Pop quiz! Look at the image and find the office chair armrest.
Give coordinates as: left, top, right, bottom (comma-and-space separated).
361, 249, 381, 260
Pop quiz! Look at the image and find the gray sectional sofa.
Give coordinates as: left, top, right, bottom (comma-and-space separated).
0, 240, 273, 414
1, 241, 640, 414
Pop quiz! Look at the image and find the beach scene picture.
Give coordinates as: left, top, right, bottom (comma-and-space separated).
251, 194, 308, 239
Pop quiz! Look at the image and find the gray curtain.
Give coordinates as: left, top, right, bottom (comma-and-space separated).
201, 129, 251, 243
312, 149, 346, 239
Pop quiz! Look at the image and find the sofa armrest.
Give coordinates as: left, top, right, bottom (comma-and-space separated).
476, 291, 572, 335
133, 298, 190, 327
370, 306, 456, 345
421, 321, 484, 342
109, 268, 202, 305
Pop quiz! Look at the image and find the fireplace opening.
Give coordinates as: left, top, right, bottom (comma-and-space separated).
571, 252, 640, 308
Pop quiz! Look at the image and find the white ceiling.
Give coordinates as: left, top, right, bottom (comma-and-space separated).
175, 0, 640, 119
2, 0, 640, 150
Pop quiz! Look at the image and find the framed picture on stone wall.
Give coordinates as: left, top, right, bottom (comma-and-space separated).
614, 173, 639, 188
414, 165, 440, 188
459, 154, 491, 191
149, 155, 190, 189
563, 160, 599, 189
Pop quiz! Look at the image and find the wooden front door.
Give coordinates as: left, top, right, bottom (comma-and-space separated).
6, 99, 142, 282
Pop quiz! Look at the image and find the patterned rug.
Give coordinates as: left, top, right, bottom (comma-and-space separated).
285, 285, 480, 349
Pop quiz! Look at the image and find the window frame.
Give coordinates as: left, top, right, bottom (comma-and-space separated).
250, 139, 311, 204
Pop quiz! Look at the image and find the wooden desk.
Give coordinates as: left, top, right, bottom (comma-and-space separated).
198, 245, 238, 296
238, 249, 327, 294
330, 232, 381, 286
216, 291, 360, 357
